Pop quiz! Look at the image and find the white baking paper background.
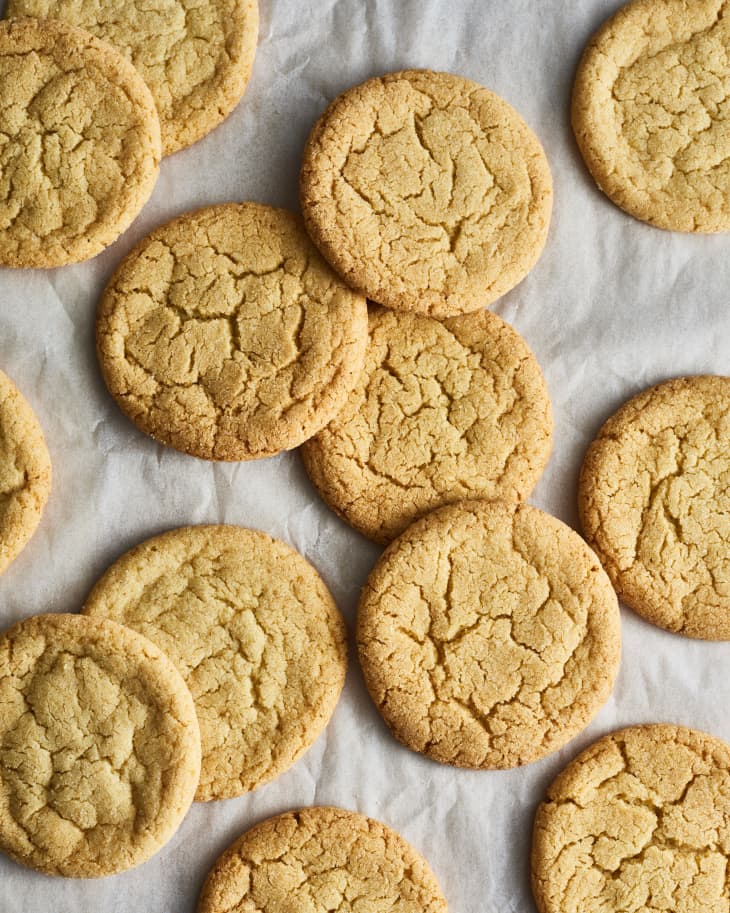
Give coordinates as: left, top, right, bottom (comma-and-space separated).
1, 0, 729, 910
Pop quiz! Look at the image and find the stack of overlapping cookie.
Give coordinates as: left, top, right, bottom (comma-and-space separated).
1, 0, 730, 911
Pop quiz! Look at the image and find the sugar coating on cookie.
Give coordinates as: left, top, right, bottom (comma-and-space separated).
573, 0, 730, 232
301, 69, 553, 317
532, 724, 730, 913
197, 806, 448, 913
579, 375, 730, 639
0, 613, 200, 877
0, 18, 161, 268
97, 203, 368, 460
83, 525, 347, 801
7, 0, 259, 155
358, 500, 620, 769
302, 307, 553, 544
0, 370, 51, 575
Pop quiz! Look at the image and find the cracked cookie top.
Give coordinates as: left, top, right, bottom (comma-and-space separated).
96, 203, 369, 460
532, 724, 730, 913
197, 806, 448, 913
300, 69, 553, 318
301, 306, 553, 544
0, 17, 161, 268
357, 500, 620, 769
573, 0, 730, 231
579, 375, 730, 639
7, 0, 259, 155
0, 613, 200, 877
0, 370, 51, 575
83, 525, 348, 801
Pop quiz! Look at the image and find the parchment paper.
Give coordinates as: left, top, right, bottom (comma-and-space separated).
1, 1, 730, 910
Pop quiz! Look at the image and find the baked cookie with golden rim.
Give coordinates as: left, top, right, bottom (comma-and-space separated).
0, 369, 51, 575
0, 613, 200, 877
300, 69, 553, 318
96, 203, 368, 460
301, 306, 553, 544
0, 18, 161, 268
579, 375, 730, 639
83, 525, 348, 801
197, 806, 448, 913
357, 500, 620, 769
532, 724, 730, 913
573, 0, 730, 231
7, 0, 259, 155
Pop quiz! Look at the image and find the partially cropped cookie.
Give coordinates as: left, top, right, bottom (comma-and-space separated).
358, 500, 620, 769
0, 613, 200, 877
83, 525, 347, 801
198, 806, 448, 913
0, 18, 161, 268
301, 69, 552, 317
97, 203, 368, 460
573, 0, 730, 231
302, 307, 553, 543
0, 370, 51, 574
532, 724, 730, 913
579, 375, 730, 639
7, 0, 259, 155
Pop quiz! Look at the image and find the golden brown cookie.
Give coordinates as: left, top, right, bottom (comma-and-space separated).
573, 0, 730, 232
301, 306, 553, 544
0, 369, 51, 575
579, 375, 730, 639
197, 806, 448, 913
532, 724, 730, 913
357, 500, 620, 770
0, 17, 161, 268
300, 69, 553, 318
83, 525, 348, 801
0, 613, 200, 877
7, 0, 259, 155
96, 203, 368, 460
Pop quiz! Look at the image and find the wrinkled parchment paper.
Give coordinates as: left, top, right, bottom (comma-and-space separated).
1, 1, 730, 910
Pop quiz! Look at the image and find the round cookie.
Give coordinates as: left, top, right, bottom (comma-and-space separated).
197, 806, 448, 913
579, 375, 730, 639
357, 500, 621, 769
0, 370, 51, 575
300, 69, 553, 318
0, 612, 200, 877
302, 306, 553, 544
83, 525, 348, 801
532, 724, 730, 913
97, 203, 368, 460
7, 0, 259, 156
0, 18, 161, 268
573, 0, 730, 232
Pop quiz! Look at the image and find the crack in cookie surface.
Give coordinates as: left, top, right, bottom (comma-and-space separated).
579, 375, 730, 639
573, 0, 730, 231
97, 203, 368, 460
7, 0, 258, 155
0, 613, 200, 877
0, 370, 51, 575
301, 70, 552, 317
302, 306, 552, 544
0, 18, 161, 267
197, 807, 448, 913
357, 500, 620, 769
83, 525, 348, 801
532, 724, 730, 913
